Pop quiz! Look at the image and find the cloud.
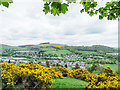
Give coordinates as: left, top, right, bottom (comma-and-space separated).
0, 0, 118, 48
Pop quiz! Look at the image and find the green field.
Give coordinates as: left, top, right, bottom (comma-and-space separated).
41, 47, 56, 51
88, 64, 119, 73
41, 47, 72, 55
78, 51, 96, 55
51, 77, 88, 88
102, 64, 119, 71
44, 50, 72, 55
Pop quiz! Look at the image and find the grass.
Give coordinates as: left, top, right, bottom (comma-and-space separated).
41, 47, 72, 55
102, 64, 119, 71
78, 51, 96, 55
41, 47, 56, 51
51, 77, 88, 88
88, 64, 119, 74
44, 50, 72, 55
16, 62, 25, 66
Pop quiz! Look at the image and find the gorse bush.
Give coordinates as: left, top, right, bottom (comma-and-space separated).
1, 62, 55, 89
1, 62, 120, 89
1, 62, 16, 88
72, 68, 95, 82
85, 66, 120, 89
48, 66, 73, 78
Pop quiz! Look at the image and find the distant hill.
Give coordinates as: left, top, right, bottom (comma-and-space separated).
63, 45, 118, 53
19, 43, 118, 54
19, 45, 34, 47
36, 43, 65, 48
0, 44, 28, 50
91, 45, 118, 53
0, 43, 117, 54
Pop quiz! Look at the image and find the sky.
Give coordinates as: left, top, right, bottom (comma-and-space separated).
0, 0, 118, 48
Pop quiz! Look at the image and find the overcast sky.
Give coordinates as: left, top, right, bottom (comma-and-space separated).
0, 0, 118, 48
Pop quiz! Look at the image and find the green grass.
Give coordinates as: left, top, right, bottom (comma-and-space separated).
88, 64, 119, 73
51, 77, 88, 88
102, 64, 119, 71
16, 62, 25, 66
78, 51, 96, 55
41, 47, 56, 51
41, 47, 72, 55
44, 50, 72, 55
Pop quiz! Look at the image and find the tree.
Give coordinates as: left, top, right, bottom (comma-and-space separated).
0, 0, 120, 20
65, 64, 67, 68
46, 61, 50, 67
75, 63, 79, 69
8, 60, 11, 63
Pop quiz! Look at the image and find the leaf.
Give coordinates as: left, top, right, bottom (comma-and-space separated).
95, 11, 98, 14
52, 8, 57, 16
56, 9, 59, 16
61, 3, 69, 14
106, 2, 111, 6
2, 2, 9, 8
108, 15, 113, 20
85, 6, 89, 12
99, 15, 103, 20
93, 2, 97, 7
80, 9, 84, 13
9, 0, 13, 3
89, 10, 94, 16
90, 3, 95, 8
43, 3, 50, 15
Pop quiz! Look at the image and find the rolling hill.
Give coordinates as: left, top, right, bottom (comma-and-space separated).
0, 44, 28, 50
0, 43, 118, 55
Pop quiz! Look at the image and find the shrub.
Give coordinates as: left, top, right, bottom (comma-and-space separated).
65, 64, 67, 68
72, 68, 93, 82
75, 63, 79, 69
46, 61, 50, 67
48, 66, 73, 78
1, 62, 55, 89
85, 67, 120, 89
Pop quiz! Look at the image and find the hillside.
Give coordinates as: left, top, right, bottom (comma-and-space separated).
0, 44, 28, 50
17, 43, 118, 55
63, 45, 117, 54
0, 43, 117, 55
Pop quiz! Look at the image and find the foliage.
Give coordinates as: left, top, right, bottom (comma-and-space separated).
0, 0, 119, 20
80, 0, 120, 20
48, 66, 73, 77
1, 62, 120, 89
72, 68, 94, 82
43, 0, 120, 20
46, 61, 50, 67
85, 66, 120, 89
1, 62, 55, 89
0, 0, 13, 8
86, 64, 105, 74
75, 63, 79, 69
48, 67, 64, 79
